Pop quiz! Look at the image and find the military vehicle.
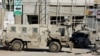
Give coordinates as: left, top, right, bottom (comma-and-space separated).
70, 26, 100, 51
1, 24, 73, 52
1, 22, 100, 52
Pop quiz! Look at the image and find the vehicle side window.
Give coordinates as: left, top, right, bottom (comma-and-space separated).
11, 27, 16, 32
33, 28, 38, 33
22, 27, 27, 33
59, 28, 65, 36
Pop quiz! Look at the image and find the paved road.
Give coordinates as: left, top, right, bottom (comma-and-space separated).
0, 47, 99, 56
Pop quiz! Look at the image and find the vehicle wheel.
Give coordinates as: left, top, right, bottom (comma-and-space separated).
49, 42, 61, 52
11, 40, 23, 51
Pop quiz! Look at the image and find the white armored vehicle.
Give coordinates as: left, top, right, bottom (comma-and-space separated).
1, 24, 73, 52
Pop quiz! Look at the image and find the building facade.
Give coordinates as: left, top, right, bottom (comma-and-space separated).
22, 0, 94, 32
2, 0, 96, 32
2, 0, 94, 24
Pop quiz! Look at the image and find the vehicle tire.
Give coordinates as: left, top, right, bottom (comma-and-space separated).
49, 42, 61, 52
11, 40, 23, 51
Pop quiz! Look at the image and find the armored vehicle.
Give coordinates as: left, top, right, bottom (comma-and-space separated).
70, 28, 100, 50
70, 30, 90, 47
1, 24, 73, 52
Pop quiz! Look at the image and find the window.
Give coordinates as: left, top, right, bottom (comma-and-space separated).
5, 5, 14, 11
6, 5, 10, 11
22, 27, 27, 33
33, 28, 38, 33
11, 5, 14, 11
50, 16, 65, 25
5, 0, 14, 11
58, 28, 65, 36
27, 15, 39, 24
11, 27, 16, 32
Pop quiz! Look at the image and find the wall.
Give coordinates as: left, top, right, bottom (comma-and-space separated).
49, 0, 94, 5
49, 6, 85, 16
0, 8, 5, 30
22, 0, 40, 24
22, 2, 87, 24
20, 0, 95, 25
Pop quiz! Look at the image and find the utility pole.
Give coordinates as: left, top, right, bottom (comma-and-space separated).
71, 0, 75, 33
56, 0, 60, 25
38, 0, 41, 24
85, 0, 87, 25
0, 7, 2, 30
45, 0, 47, 24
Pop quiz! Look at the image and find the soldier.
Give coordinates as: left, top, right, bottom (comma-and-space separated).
66, 41, 74, 53
64, 17, 74, 52
69, 41, 74, 52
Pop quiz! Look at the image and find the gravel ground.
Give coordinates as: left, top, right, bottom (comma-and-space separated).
0, 47, 99, 56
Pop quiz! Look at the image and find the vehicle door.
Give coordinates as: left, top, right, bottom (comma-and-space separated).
39, 26, 48, 47
29, 25, 40, 48
58, 27, 69, 42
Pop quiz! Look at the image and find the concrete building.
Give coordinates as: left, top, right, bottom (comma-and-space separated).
22, 0, 94, 25
22, 0, 94, 32
2, 0, 94, 24
2, 0, 96, 32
